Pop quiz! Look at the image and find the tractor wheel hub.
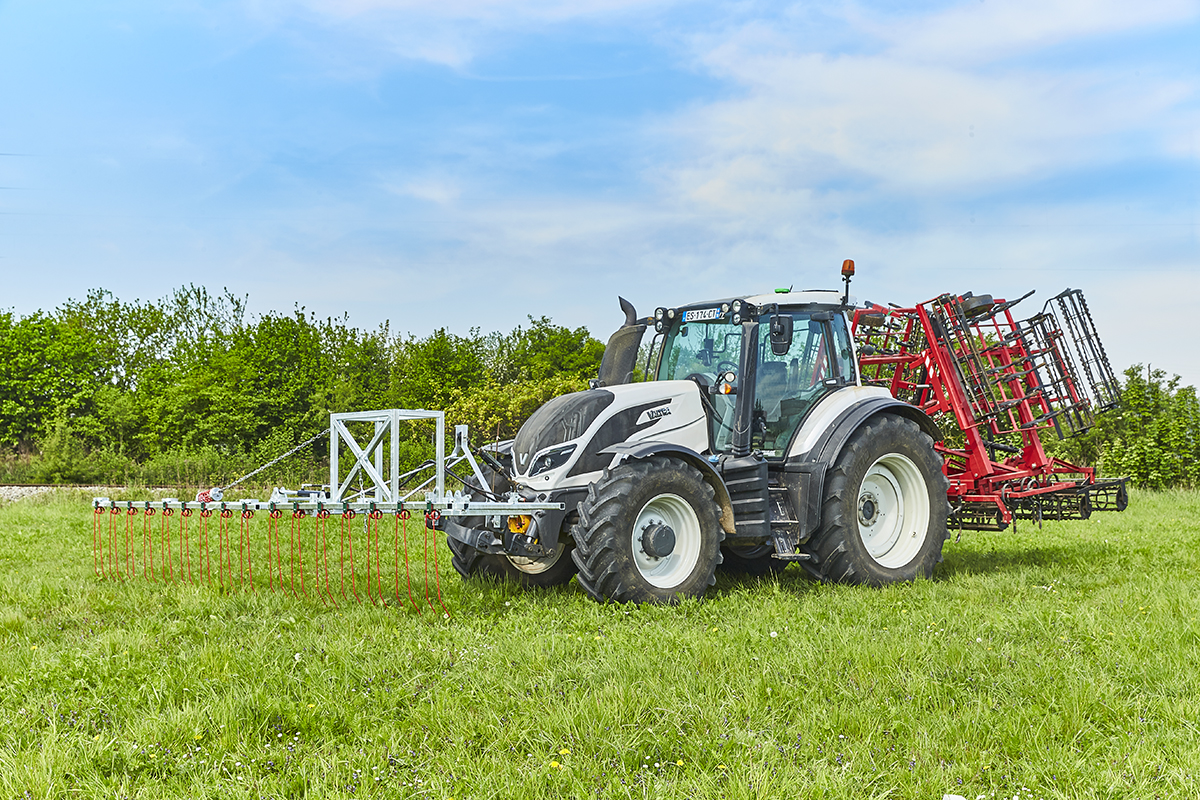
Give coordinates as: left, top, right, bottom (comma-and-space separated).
858, 492, 880, 527
640, 523, 676, 559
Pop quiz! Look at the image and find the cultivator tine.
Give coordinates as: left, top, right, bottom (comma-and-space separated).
313, 509, 332, 606
342, 510, 360, 601
142, 509, 154, 579
926, 294, 1003, 421
198, 509, 211, 583
221, 509, 235, 589
181, 508, 193, 583
266, 509, 280, 590
161, 509, 173, 581
1018, 310, 1095, 437
124, 507, 137, 578
367, 510, 385, 603
1052, 289, 1120, 412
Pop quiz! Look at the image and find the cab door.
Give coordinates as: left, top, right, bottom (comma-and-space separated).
753, 311, 856, 456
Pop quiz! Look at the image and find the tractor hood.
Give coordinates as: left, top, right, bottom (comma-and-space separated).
511, 381, 709, 488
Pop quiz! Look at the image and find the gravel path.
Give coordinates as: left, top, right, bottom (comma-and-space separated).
0, 485, 133, 503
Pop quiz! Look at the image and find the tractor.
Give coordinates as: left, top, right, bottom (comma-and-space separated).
444, 261, 1124, 604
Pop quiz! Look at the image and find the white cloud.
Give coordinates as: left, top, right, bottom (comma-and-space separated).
386, 175, 464, 205
301, 0, 674, 23
652, 0, 1199, 230
880, 0, 1200, 65
667, 53, 1193, 207
239, 0, 683, 67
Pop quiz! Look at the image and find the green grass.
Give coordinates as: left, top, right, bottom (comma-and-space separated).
2, 489, 1199, 799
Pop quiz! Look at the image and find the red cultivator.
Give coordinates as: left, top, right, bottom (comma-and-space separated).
852, 288, 1127, 530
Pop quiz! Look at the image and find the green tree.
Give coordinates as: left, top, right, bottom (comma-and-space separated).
0, 311, 102, 450
488, 316, 605, 383
1098, 366, 1200, 489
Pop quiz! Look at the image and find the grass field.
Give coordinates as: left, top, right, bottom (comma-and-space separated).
1, 489, 1198, 799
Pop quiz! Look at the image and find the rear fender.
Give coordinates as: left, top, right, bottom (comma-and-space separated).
601, 441, 736, 535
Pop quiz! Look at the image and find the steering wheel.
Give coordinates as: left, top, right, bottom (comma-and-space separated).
716, 361, 738, 378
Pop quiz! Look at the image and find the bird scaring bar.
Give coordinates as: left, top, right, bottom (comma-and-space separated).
91, 409, 562, 611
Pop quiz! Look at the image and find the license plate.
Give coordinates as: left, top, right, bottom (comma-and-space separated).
683, 308, 722, 322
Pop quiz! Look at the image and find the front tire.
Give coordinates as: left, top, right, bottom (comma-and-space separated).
810, 414, 949, 585
572, 457, 723, 604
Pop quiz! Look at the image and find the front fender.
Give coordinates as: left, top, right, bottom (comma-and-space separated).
601, 441, 736, 535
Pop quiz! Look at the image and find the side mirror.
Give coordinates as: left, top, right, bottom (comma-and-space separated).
769, 314, 793, 356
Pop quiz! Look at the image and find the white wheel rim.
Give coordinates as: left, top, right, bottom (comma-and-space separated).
857, 453, 930, 569
507, 546, 565, 575
631, 493, 702, 589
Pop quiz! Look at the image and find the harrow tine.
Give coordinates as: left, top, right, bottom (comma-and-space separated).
241, 509, 256, 593
400, 509, 420, 613
143, 508, 155, 580
125, 506, 137, 579
89, 477, 540, 615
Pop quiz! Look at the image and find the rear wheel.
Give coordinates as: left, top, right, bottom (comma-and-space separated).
572, 457, 722, 604
810, 414, 949, 585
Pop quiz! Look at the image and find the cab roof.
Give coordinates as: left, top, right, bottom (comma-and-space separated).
673, 289, 852, 312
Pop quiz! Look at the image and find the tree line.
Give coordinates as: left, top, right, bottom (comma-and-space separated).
0, 286, 1195, 489
0, 286, 604, 487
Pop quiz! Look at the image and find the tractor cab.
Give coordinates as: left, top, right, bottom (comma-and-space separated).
648, 290, 857, 458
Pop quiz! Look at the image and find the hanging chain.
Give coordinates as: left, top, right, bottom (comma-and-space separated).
219, 428, 331, 493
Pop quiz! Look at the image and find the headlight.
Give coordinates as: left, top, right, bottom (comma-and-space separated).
731, 299, 742, 313
654, 307, 665, 321
527, 444, 577, 477
655, 320, 664, 333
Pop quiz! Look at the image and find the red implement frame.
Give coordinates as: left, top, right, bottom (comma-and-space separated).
852, 289, 1127, 530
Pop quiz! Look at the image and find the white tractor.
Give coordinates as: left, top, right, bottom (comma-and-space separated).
445, 262, 949, 603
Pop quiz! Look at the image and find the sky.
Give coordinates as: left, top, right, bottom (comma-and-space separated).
1, 0, 1197, 389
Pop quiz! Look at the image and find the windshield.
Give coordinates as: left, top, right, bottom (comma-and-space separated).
656, 310, 855, 454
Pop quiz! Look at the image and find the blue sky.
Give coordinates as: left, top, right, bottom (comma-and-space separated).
1, 0, 1197, 388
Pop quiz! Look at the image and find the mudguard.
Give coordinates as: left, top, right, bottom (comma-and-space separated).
601, 441, 736, 535
783, 397, 943, 543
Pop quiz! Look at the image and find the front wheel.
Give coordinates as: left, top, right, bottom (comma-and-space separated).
810, 414, 949, 585
572, 457, 723, 604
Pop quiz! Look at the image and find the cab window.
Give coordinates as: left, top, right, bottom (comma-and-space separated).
754, 312, 852, 456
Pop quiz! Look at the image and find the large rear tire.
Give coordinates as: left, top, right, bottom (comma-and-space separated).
572, 457, 723, 604
810, 414, 949, 585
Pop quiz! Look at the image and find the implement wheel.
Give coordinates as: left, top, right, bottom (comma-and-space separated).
810, 414, 949, 585
572, 457, 722, 604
